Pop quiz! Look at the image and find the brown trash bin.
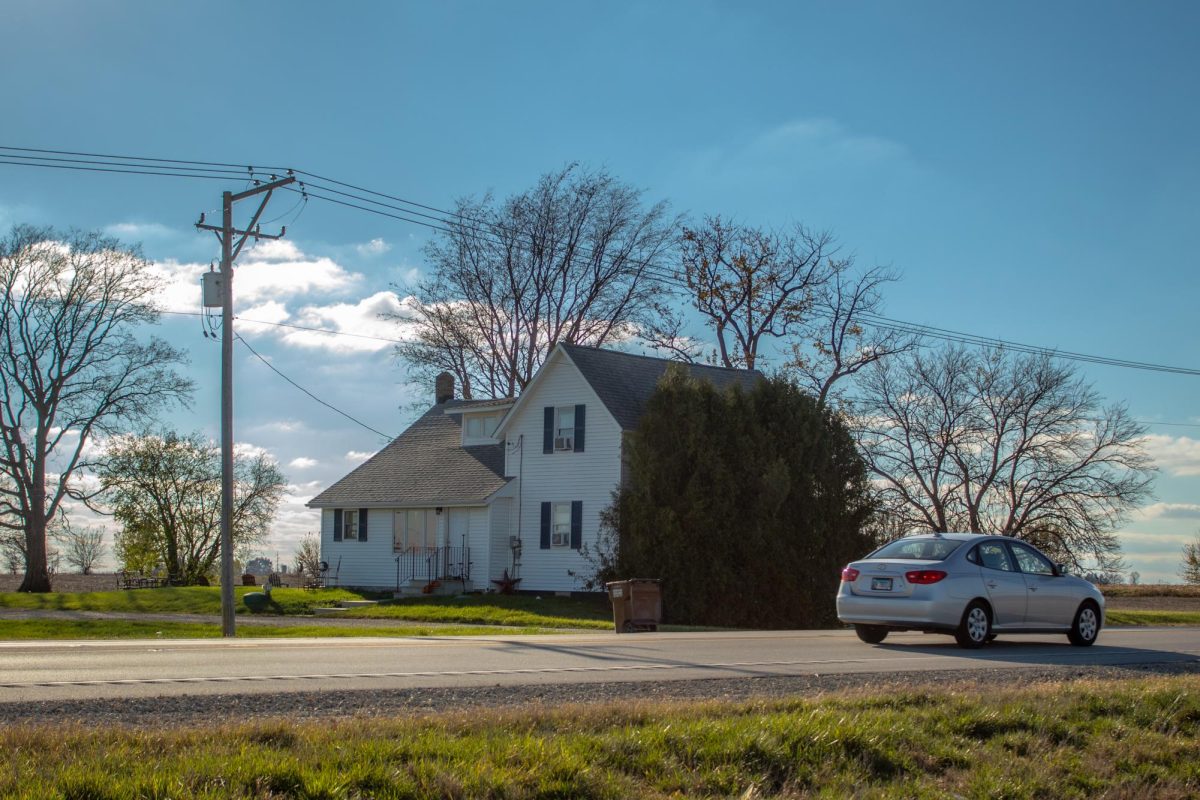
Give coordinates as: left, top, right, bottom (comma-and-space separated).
606, 579, 662, 633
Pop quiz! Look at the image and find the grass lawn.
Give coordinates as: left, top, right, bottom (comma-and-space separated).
341, 593, 613, 630
0, 586, 372, 616
2, 675, 1197, 798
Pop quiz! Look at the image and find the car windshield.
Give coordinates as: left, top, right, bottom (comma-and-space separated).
869, 538, 963, 561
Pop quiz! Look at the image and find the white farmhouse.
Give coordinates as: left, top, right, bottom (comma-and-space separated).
307, 344, 759, 594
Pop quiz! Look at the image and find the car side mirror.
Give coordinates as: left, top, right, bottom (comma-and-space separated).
1056, 563, 1069, 576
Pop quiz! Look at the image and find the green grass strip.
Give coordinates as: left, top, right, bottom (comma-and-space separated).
1106, 609, 1200, 626
0, 586, 369, 615
0, 619, 566, 640
1, 675, 1198, 798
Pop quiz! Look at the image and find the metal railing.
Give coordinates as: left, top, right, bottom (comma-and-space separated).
395, 545, 471, 588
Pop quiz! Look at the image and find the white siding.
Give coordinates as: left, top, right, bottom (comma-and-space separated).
319, 507, 400, 590
467, 507, 489, 584
503, 354, 622, 592
489, 497, 514, 582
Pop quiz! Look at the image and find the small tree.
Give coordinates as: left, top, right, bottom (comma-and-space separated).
1181, 533, 1200, 585
294, 533, 322, 578
98, 431, 284, 585
52, 517, 106, 575
604, 367, 875, 628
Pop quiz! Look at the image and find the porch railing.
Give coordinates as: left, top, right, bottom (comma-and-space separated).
395, 546, 471, 588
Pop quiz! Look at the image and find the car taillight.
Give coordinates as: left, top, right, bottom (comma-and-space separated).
841, 566, 860, 582
905, 570, 947, 584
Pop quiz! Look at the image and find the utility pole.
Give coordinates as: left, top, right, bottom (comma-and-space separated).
196, 175, 295, 637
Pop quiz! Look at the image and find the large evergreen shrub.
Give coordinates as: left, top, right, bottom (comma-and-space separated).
603, 366, 875, 628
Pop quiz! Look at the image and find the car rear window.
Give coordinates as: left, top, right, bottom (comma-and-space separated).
870, 538, 963, 561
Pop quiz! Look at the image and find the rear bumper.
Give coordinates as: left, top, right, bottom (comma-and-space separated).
836, 593, 961, 630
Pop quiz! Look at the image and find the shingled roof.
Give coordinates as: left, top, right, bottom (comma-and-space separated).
560, 344, 763, 430
307, 400, 508, 508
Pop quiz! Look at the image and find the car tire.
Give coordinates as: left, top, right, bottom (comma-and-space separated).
1067, 601, 1101, 647
955, 601, 991, 649
854, 624, 888, 644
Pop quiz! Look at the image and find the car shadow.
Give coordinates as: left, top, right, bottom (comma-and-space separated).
873, 635, 1197, 670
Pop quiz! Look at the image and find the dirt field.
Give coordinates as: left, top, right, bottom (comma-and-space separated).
0, 573, 122, 593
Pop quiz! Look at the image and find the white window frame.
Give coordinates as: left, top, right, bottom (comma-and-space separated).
554, 406, 575, 451
343, 509, 359, 541
551, 502, 571, 548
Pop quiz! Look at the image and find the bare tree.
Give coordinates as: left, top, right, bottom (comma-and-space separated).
0, 225, 192, 592
786, 263, 917, 406
856, 345, 1155, 570
294, 533, 322, 578
97, 431, 284, 586
676, 216, 832, 370
52, 516, 106, 575
391, 165, 678, 399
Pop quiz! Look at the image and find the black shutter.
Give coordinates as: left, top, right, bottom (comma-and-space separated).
570, 500, 583, 550
573, 404, 586, 452
359, 508, 369, 541
543, 407, 554, 454
333, 508, 343, 541
540, 502, 551, 549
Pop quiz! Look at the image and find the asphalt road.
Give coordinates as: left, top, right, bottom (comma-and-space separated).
1, 627, 1197, 704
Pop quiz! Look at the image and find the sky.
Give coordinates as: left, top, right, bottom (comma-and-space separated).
1, 1, 1197, 581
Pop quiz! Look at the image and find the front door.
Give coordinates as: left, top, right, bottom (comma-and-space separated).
447, 509, 469, 549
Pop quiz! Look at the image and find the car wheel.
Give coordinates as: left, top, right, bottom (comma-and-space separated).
1067, 601, 1101, 647
854, 624, 888, 644
955, 601, 991, 649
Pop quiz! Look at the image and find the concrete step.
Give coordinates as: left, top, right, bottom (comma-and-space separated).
312, 607, 350, 617
337, 600, 379, 608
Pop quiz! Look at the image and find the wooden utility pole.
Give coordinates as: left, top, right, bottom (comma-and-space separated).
196, 175, 295, 636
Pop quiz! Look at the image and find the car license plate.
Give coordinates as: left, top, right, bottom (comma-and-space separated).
871, 577, 893, 591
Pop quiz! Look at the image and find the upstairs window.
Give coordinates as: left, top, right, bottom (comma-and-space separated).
543, 404, 586, 453
464, 414, 499, 440
343, 509, 359, 540
554, 406, 575, 451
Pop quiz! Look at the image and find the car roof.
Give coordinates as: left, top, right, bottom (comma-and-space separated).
892, 533, 993, 542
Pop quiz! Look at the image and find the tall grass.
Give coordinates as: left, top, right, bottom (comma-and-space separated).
1, 676, 1197, 798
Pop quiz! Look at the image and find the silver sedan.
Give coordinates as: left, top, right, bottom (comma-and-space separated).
836, 533, 1105, 648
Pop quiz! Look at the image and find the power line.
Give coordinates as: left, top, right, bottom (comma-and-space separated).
235, 334, 394, 441
5, 144, 1198, 379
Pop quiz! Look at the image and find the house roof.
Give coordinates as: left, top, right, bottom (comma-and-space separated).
559, 344, 763, 430
307, 399, 508, 508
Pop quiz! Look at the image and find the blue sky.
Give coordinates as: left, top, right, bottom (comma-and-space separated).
2, 1, 1197, 580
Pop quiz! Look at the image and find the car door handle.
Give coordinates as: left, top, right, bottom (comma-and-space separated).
1028, 587, 1038, 592
986, 581, 998, 588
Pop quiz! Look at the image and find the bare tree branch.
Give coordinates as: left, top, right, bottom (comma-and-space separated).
0, 225, 193, 591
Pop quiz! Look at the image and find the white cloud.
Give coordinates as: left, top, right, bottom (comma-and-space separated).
1142, 434, 1200, 477
245, 239, 303, 262
355, 238, 392, 256
104, 221, 176, 241
150, 240, 364, 315
288, 456, 318, 469
1136, 502, 1200, 521
261, 291, 412, 353
345, 450, 373, 463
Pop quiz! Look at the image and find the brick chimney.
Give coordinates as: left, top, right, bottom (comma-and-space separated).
435, 372, 454, 404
